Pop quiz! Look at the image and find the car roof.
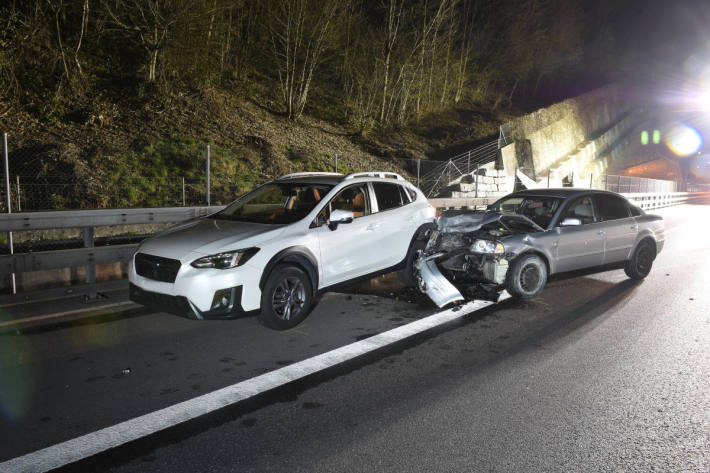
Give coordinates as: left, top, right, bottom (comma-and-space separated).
507, 188, 624, 199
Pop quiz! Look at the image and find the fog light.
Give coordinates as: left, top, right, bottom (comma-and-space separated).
211, 288, 235, 310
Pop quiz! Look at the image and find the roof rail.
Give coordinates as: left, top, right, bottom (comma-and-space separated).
277, 172, 344, 180
343, 172, 405, 181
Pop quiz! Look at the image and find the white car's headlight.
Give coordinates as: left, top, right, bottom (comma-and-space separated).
471, 239, 504, 254
191, 248, 259, 269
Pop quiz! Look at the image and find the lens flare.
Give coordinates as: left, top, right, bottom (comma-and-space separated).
665, 123, 703, 156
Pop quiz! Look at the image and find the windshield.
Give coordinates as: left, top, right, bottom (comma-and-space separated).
488, 195, 563, 229
213, 183, 333, 224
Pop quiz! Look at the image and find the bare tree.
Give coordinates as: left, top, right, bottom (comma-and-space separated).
102, 0, 189, 82
269, 0, 341, 119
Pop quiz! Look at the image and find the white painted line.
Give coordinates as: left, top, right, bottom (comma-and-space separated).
0, 302, 137, 330
0, 293, 509, 473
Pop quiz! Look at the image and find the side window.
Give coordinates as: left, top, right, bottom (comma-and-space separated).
315, 183, 370, 226
562, 196, 596, 225
373, 182, 404, 211
596, 194, 631, 221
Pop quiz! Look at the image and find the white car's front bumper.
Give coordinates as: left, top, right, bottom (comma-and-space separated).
128, 254, 263, 318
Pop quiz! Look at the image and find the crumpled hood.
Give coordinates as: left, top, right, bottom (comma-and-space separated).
437, 210, 543, 234
137, 217, 285, 261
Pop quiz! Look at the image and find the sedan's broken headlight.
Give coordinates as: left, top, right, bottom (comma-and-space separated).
471, 239, 504, 254
191, 248, 259, 269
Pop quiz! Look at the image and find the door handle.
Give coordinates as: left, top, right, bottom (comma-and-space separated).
366, 223, 380, 231
597, 230, 605, 236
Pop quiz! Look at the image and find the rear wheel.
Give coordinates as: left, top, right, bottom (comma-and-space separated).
624, 240, 654, 280
505, 254, 547, 299
259, 265, 313, 330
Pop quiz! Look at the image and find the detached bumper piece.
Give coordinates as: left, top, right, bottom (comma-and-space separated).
414, 256, 465, 308
129, 283, 246, 320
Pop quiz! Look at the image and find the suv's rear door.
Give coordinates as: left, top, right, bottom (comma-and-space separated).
368, 181, 420, 269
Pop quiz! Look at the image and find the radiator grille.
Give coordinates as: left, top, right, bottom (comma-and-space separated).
134, 253, 181, 283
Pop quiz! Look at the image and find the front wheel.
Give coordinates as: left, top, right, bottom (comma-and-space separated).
259, 265, 313, 330
505, 254, 547, 299
624, 241, 654, 280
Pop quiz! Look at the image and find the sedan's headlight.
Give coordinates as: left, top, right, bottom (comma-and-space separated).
471, 239, 504, 254
191, 248, 259, 269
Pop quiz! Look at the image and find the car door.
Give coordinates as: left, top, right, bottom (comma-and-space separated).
369, 182, 418, 269
594, 193, 638, 264
554, 195, 605, 272
314, 183, 383, 286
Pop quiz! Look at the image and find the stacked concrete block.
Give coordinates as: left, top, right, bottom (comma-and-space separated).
447, 171, 514, 198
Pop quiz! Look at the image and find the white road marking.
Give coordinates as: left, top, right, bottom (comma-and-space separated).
0, 302, 137, 330
0, 293, 509, 473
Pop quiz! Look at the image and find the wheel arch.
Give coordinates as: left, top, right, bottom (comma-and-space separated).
634, 236, 657, 259
259, 246, 319, 296
512, 249, 551, 276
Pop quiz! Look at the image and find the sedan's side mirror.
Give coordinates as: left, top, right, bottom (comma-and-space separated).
328, 209, 354, 230
560, 217, 582, 227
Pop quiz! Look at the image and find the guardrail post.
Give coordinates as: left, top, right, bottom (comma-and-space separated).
82, 226, 96, 297
205, 144, 211, 206
3, 132, 15, 294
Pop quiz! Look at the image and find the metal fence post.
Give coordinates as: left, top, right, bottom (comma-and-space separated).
334, 153, 338, 173
16, 175, 20, 212
182, 177, 186, 206
474, 163, 479, 198
467, 150, 471, 174
3, 133, 16, 294
416, 159, 421, 188
206, 144, 211, 206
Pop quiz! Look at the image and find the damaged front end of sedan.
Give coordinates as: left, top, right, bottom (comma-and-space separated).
414, 210, 545, 307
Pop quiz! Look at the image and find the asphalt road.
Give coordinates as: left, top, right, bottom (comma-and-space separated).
1, 204, 708, 472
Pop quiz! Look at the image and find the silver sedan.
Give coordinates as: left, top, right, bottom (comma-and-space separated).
415, 189, 665, 307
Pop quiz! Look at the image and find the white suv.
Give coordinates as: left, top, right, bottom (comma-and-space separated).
129, 172, 436, 329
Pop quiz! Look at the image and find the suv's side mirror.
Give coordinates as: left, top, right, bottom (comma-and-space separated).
560, 217, 582, 227
328, 209, 354, 230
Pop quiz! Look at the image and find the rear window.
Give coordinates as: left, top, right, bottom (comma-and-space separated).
373, 182, 404, 211
596, 194, 631, 220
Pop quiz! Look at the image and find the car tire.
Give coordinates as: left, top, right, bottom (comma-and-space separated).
398, 239, 426, 287
505, 254, 547, 300
624, 240, 654, 280
259, 264, 313, 330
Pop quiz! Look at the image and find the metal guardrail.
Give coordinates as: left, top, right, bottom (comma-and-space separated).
0, 206, 224, 232
0, 205, 225, 300
431, 192, 710, 211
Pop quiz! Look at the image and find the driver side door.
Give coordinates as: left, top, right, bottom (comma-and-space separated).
554, 195, 605, 273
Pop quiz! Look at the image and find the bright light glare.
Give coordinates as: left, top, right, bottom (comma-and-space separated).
665, 123, 703, 156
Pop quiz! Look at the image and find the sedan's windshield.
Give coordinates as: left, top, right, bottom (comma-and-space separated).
488, 195, 563, 229
213, 183, 333, 224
